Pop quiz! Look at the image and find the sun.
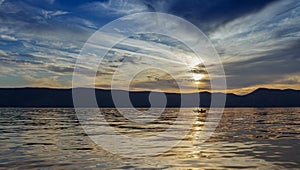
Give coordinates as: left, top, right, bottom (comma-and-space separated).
192, 74, 204, 81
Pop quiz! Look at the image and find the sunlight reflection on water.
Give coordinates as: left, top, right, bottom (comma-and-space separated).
0, 108, 299, 169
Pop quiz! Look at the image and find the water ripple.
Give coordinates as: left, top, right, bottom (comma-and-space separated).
0, 108, 299, 169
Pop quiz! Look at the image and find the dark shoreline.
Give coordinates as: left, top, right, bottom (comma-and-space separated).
0, 88, 299, 108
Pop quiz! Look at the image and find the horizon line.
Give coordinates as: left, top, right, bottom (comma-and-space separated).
0, 87, 299, 96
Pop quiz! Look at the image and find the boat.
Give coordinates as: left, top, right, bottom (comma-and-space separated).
193, 108, 206, 113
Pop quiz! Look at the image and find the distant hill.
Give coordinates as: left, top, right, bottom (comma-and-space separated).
0, 88, 299, 107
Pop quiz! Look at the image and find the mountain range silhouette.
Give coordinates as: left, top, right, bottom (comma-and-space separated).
0, 88, 299, 107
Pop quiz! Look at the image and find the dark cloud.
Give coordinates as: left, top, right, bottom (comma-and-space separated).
224, 41, 300, 88
145, 0, 279, 33
0, 51, 47, 66
47, 65, 74, 73
130, 79, 180, 92
189, 63, 208, 74
276, 78, 300, 85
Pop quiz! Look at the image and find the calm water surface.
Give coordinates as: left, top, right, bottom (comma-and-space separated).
0, 108, 299, 169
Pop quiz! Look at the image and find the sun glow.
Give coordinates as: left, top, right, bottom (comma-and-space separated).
192, 74, 204, 81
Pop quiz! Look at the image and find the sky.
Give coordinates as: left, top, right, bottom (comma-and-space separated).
0, 0, 299, 94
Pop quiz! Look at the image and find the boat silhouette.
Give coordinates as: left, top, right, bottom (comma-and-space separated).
193, 108, 206, 113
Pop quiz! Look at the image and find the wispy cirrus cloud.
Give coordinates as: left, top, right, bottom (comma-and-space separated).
0, 35, 18, 41
0, 0, 299, 94
74, 31, 204, 92
40, 9, 68, 19
207, 0, 300, 92
81, 0, 149, 16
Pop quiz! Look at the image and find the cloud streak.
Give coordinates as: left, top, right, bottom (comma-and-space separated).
208, 0, 300, 92
0, 0, 299, 94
